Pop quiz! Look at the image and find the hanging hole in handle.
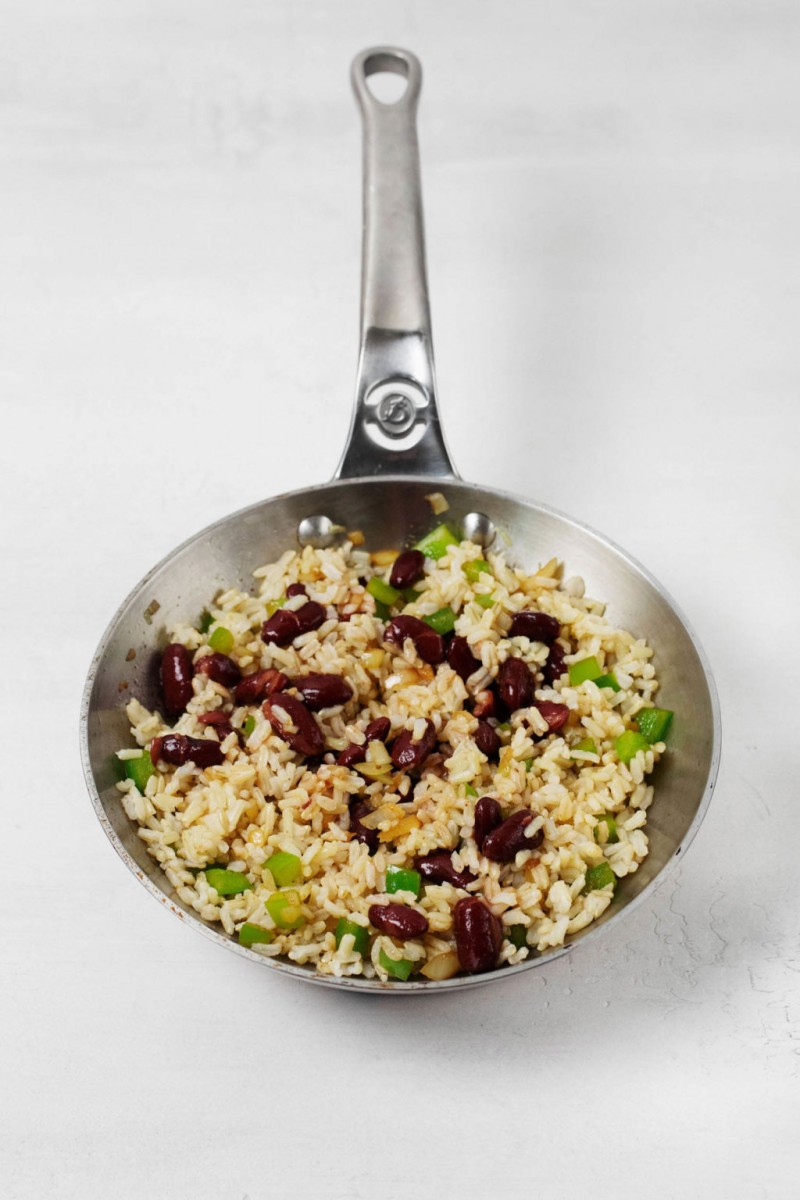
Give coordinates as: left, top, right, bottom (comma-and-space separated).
363, 51, 410, 104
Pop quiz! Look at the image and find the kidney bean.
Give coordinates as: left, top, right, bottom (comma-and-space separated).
348, 798, 379, 853
391, 719, 436, 770
536, 701, 570, 733
473, 796, 502, 849
295, 600, 327, 634
415, 852, 476, 889
454, 896, 502, 973
389, 549, 425, 590
497, 657, 534, 713
286, 583, 307, 598
447, 635, 479, 682
543, 641, 567, 685
196, 711, 234, 740
509, 610, 560, 643
193, 652, 242, 689
472, 689, 497, 720
160, 643, 193, 716
263, 693, 324, 757
293, 673, 353, 711
152, 733, 224, 769
384, 615, 445, 666
368, 903, 429, 940
474, 720, 500, 759
337, 717, 392, 767
482, 809, 543, 863
233, 668, 288, 705
261, 608, 300, 646
365, 716, 391, 742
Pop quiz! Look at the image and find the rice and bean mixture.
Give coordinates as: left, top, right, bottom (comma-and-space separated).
117, 522, 673, 982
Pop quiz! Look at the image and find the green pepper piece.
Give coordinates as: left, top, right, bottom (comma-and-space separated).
205, 867, 252, 896
335, 918, 369, 956
583, 862, 616, 893
265, 597, 286, 617
464, 784, 478, 798
385, 865, 422, 898
568, 656, 603, 686
123, 751, 154, 793
414, 524, 460, 561
266, 890, 305, 930
208, 626, 234, 654
267, 851, 302, 888
594, 813, 619, 844
474, 594, 495, 610
198, 611, 214, 634
238, 922, 274, 948
636, 707, 674, 743
615, 731, 651, 763
497, 722, 511, 733
378, 949, 413, 981
524, 757, 534, 772
374, 598, 391, 621
242, 714, 256, 737
594, 672, 621, 692
367, 576, 402, 607
424, 606, 457, 635
403, 588, 421, 604
462, 559, 491, 583
571, 737, 598, 758
506, 924, 529, 949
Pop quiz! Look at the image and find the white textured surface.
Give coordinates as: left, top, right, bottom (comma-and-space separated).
3, 2, 799, 1197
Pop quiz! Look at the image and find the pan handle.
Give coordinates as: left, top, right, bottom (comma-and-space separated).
335, 47, 458, 481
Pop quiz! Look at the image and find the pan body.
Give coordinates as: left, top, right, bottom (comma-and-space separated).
81, 475, 720, 993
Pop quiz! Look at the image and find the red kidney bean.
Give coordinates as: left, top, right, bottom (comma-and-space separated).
498, 657, 534, 713
233, 668, 288, 705
447, 635, 479, 681
391, 719, 436, 770
348, 798, 379, 853
473, 796, 502, 849
263, 693, 324, 757
261, 608, 300, 646
482, 809, 543, 863
295, 600, 326, 634
193, 653, 241, 689
389, 549, 425, 590
509, 610, 560, 643
152, 733, 224, 768
196, 711, 234, 740
286, 583, 307, 598
543, 641, 567, 685
368, 903, 429, 940
415, 852, 476, 889
337, 717, 392, 767
472, 689, 497, 720
454, 897, 502, 973
384, 615, 445, 666
474, 720, 500, 759
160, 643, 193, 716
536, 701, 570, 733
293, 673, 353, 711
365, 716, 391, 742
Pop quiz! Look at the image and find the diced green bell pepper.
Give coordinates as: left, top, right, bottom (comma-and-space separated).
594, 672, 621, 692
238, 922, 274, 948
367, 576, 402, 607
414, 524, 459, 561
464, 784, 478, 798
615, 731, 651, 763
462, 559, 491, 583
403, 588, 421, 604
208, 626, 234, 654
568, 656, 603, 686
267, 851, 302, 888
266, 890, 305, 930
424, 606, 457, 635
583, 862, 616, 893
636, 707, 674, 743
474, 594, 495, 609
335, 918, 369, 956
198, 611, 214, 634
124, 751, 154, 793
506, 924, 529, 949
594, 813, 619, 844
374, 599, 391, 621
265, 597, 286, 617
205, 867, 252, 896
242, 714, 256, 737
571, 737, 598, 758
385, 865, 422, 898
378, 949, 414, 981
497, 722, 511, 733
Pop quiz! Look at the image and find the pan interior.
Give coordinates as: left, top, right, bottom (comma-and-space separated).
83, 476, 718, 990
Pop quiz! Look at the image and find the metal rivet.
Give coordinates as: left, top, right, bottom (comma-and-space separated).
461, 512, 496, 548
297, 515, 339, 548
377, 392, 417, 435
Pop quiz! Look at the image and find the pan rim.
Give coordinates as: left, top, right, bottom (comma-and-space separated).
79, 474, 721, 993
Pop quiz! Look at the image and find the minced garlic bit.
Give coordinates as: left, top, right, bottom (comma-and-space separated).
425, 491, 449, 515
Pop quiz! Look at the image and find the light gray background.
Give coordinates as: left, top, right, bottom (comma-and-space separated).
3, 2, 798, 1197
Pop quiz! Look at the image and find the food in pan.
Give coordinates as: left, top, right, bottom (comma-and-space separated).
117, 524, 673, 981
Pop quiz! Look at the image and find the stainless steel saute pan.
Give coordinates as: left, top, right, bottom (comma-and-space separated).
80, 47, 720, 991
